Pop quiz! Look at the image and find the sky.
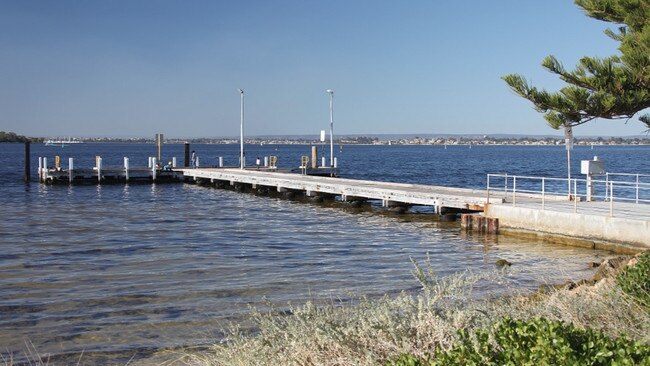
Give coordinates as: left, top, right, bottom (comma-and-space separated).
1, 0, 647, 138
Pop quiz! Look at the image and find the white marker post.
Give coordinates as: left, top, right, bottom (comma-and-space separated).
152, 158, 157, 181
38, 157, 43, 182
124, 157, 130, 182
97, 157, 102, 183
69, 157, 74, 183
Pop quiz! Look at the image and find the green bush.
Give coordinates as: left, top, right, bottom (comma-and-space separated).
616, 252, 650, 308
389, 317, 650, 366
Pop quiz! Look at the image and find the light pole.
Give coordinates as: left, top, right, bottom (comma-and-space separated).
326, 89, 334, 171
239, 88, 244, 170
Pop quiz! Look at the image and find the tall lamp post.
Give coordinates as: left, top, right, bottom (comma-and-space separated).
239, 88, 245, 170
326, 89, 334, 172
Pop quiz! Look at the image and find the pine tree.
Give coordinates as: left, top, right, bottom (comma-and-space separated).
503, 0, 650, 132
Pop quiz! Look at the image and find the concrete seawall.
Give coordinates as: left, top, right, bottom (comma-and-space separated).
485, 203, 650, 250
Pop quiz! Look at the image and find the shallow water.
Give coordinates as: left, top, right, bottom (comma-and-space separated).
1, 143, 646, 363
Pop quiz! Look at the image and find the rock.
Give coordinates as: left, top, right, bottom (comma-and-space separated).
496, 259, 512, 267
593, 256, 629, 282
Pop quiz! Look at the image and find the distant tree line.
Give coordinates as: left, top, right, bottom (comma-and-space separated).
0, 131, 40, 143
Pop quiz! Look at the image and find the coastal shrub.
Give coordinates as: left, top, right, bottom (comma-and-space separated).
390, 317, 650, 366
616, 252, 650, 308
183, 258, 650, 366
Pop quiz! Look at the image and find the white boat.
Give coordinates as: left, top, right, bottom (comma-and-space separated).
44, 137, 83, 146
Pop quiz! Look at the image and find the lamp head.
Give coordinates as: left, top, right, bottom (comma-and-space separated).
238, 89, 244, 94
326, 89, 333, 94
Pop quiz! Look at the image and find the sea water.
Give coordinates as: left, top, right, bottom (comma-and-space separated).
0, 143, 648, 363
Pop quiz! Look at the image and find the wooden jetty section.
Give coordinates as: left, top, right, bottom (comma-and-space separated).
181, 167, 498, 212
39, 156, 182, 184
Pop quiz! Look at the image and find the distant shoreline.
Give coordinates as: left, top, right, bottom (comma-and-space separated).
32, 137, 650, 146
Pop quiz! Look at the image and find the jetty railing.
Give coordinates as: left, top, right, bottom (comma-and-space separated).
487, 173, 650, 216
604, 173, 650, 203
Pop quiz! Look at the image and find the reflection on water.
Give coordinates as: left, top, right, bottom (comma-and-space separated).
2, 143, 641, 363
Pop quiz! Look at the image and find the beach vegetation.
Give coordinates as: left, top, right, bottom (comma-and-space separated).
182, 254, 650, 365
617, 251, 650, 307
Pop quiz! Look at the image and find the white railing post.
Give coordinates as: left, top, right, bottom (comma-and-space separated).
512, 176, 517, 206
486, 174, 491, 204
573, 179, 578, 213
504, 173, 508, 195
635, 173, 639, 204
605, 173, 609, 201
541, 177, 545, 210
610, 181, 614, 217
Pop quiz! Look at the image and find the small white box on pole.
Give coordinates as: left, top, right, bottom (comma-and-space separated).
581, 157, 605, 175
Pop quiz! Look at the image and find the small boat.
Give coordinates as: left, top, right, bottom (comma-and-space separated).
44, 137, 83, 146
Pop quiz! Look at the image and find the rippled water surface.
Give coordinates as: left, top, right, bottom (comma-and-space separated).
1, 143, 648, 363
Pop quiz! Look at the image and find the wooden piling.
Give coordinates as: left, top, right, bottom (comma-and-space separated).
461, 214, 499, 234
184, 143, 190, 168
23, 142, 30, 183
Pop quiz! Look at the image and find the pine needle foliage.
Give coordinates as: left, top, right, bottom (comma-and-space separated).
503, 0, 650, 131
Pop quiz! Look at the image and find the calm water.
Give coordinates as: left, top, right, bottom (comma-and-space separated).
1, 143, 648, 363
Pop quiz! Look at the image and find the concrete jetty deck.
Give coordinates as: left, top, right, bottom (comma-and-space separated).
181, 168, 497, 212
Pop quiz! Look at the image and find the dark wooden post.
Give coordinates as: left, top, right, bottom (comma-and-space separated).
24, 141, 31, 183
184, 143, 190, 167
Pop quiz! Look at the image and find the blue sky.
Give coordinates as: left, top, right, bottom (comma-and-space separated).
1, 1, 646, 138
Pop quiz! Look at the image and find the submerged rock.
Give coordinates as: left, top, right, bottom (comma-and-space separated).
496, 259, 512, 267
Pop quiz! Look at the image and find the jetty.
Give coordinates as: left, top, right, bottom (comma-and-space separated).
32, 147, 649, 251
181, 167, 494, 212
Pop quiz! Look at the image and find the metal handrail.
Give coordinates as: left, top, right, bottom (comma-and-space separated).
486, 173, 650, 215
605, 172, 650, 203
